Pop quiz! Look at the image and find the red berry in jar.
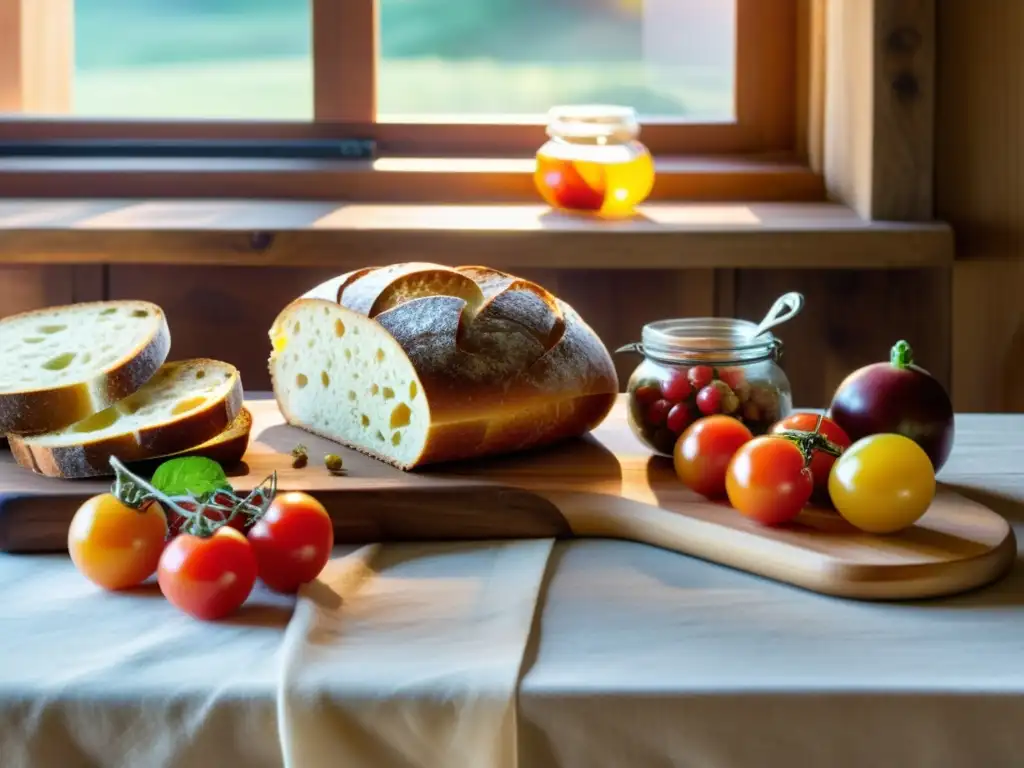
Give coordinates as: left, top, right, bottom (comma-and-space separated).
647, 399, 672, 426
696, 385, 722, 414
666, 402, 692, 433
661, 370, 692, 402
689, 365, 714, 390
708, 380, 741, 414
634, 384, 662, 407
718, 367, 745, 390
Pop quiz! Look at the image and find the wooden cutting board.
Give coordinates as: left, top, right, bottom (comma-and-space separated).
0, 397, 1015, 601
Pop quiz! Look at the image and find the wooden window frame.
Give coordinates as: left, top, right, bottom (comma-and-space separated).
0, 1, 802, 168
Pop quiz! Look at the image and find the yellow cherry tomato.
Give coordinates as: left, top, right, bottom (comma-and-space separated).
68, 493, 168, 591
828, 434, 936, 534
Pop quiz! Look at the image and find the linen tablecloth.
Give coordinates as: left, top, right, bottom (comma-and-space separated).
2, 520, 1023, 768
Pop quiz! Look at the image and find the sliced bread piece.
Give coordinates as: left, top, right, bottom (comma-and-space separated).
9, 359, 244, 478
0, 300, 171, 435
128, 408, 253, 476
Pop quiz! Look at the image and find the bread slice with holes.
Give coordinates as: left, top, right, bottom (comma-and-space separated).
8, 359, 244, 478
0, 300, 171, 435
268, 263, 618, 469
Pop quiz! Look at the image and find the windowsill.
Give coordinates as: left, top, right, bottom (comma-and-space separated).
0, 155, 824, 203
0, 198, 952, 269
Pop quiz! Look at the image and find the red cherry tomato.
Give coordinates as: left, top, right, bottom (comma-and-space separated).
158, 527, 257, 621
634, 384, 661, 407
673, 415, 753, 498
726, 436, 814, 526
647, 399, 672, 426
248, 492, 334, 594
718, 367, 745, 390
770, 413, 852, 502
689, 365, 714, 390
661, 370, 692, 402
666, 402, 692, 433
535, 158, 605, 211
696, 384, 722, 414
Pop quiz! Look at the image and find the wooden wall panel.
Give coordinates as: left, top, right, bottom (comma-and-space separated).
936, 0, 1024, 412
0, 265, 81, 317
732, 267, 950, 408
106, 267, 719, 393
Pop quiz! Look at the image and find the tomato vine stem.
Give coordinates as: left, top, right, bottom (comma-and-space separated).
108, 456, 277, 538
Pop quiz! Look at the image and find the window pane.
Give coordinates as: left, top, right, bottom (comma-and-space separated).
74, 0, 311, 119
378, 0, 735, 121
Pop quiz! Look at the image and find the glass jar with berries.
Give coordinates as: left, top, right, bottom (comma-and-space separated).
617, 296, 801, 456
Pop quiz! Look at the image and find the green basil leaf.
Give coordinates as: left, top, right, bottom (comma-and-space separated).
150, 456, 231, 498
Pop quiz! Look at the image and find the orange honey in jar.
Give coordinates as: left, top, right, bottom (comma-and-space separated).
535, 105, 655, 217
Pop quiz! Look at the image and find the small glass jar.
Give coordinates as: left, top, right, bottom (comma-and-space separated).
619, 318, 793, 456
534, 104, 655, 217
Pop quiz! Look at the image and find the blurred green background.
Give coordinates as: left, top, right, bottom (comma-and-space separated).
73, 0, 733, 119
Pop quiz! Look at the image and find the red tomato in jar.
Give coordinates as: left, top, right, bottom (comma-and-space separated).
770, 413, 852, 502
661, 370, 692, 402
666, 402, 693, 433
688, 365, 715, 391
634, 384, 662, 407
718, 367, 745, 390
248, 492, 334, 594
647, 399, 672, 426
673, 415, 753, 499
158, 527, 257, 621
535, 158, 606, 211
725, 437, 813, 526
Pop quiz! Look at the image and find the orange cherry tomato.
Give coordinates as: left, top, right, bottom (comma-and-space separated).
68, 493, 167, 591
726, 436, 814, 525
673, 415, 754, 498
770, 412, 852, 502
248, 492, 334, 594
157, 527, 257, 621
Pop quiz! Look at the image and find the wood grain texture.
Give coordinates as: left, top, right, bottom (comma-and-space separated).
732, 267, 951, 407
0, 0, 72, 114
825, 0, 935, 220
0, 200, 952, 269
0, 398, 1014, 601
935, 1, 1024, 412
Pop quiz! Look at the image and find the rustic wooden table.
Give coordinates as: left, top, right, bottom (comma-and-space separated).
0, 404, 1021, 768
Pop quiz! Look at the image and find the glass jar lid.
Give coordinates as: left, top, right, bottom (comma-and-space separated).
624, 317, 783, 365
546, 104, 640, 143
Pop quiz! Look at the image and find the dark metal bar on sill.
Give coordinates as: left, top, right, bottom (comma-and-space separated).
0, 138, 377, 160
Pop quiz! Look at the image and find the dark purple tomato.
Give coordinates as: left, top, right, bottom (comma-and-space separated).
828, 340, 954, 472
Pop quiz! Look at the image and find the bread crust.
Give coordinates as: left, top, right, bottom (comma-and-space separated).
8, 360, 243, 478
273, 264, 618, 469
0, 300, 171, 435
129, 408, 253, 474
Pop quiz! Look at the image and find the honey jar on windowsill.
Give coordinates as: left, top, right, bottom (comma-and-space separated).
534, 105, 655, 217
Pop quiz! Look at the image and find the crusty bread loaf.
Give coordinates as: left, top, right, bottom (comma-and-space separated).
0, 300, 170, 435
9, 359, 244, 478
269, 263, 617, 469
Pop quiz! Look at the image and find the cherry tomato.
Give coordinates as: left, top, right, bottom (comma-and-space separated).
634, 384, 661, 407
828, 433, 936, 534
770, 413, 852, 502
666, 402, 692, 434
718, 367, 745, 390
647, 399, 672, 426
248, 492, 334, 594
689, 365, 714, 390
68, 494, 167, 591
535, 158, 605, 211
661, 370, 692, 402
673, 415, 753, 498
696, 384, 722, 414
158, 527, 257, 620
726, 436, 813, 525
